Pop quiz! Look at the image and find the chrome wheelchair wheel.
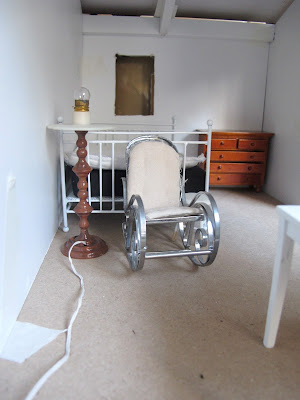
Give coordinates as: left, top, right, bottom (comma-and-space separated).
187, 192, 220, 266
124, 196, 147, 271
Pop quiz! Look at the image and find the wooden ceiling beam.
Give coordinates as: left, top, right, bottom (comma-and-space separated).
155, 0, 178, 36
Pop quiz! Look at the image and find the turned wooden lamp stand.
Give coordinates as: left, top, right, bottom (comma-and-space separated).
61, 130, 108, 259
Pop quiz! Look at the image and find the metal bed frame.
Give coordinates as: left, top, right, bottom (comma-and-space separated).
58, 120, 213, 232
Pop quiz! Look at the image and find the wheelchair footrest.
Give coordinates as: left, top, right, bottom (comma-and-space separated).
145, 249, 211, 259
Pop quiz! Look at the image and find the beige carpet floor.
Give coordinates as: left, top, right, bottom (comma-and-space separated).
0, 189, 299, 400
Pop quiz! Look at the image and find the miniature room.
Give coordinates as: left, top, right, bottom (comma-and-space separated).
0, 1, 299, 399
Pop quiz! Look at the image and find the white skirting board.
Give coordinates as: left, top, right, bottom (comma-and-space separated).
0, 174, 19, 351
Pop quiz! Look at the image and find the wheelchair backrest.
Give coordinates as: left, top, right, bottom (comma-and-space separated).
126, 136, 182, 212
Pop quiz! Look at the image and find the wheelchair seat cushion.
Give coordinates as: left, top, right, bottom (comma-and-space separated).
146, 206, 202, 220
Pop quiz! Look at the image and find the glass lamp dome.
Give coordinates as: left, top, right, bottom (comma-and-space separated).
74, 87, 90, 111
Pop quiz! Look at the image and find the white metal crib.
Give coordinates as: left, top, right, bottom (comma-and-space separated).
56, 120, 213, 232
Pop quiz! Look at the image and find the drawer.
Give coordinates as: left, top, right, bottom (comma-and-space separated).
211, 139, 237, 150
238, 139, 268, 151
211, 151, 266, 163
210, 173, 260, 186
210, 163, 265, 174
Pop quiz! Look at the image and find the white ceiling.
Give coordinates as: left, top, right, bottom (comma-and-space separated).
80, 0, 294, 24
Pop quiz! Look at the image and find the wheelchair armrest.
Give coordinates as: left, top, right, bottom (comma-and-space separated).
180, 186, 189, 207
125, 194, 146, 215
121, 177, 127, 210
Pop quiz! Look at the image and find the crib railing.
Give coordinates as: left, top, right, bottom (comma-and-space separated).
59, 123, 212, 232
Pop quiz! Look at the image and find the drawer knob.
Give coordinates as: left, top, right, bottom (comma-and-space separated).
250, 155, 254, 159
219, 154, 224, 159
217, 176, 221, 181
251, 142, 255, 147
220, 141, 224, 145
217, 165, 222, 170
248, 166, 252, 171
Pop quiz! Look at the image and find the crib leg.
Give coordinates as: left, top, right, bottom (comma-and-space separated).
59, 131, 69, 233
62, 207, 69, 233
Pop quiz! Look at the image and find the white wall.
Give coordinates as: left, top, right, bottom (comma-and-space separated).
0, 0, 82, 350
82, 15, 274, 132
263, 0, 300, 205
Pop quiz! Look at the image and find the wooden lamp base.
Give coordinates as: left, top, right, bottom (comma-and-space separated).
61, 235, 108, 259
61, 130, 108, 259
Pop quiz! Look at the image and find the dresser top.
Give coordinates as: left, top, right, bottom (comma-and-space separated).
198, 130, 274, 139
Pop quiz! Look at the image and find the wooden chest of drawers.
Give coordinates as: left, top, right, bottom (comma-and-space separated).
199, 131, 274, 192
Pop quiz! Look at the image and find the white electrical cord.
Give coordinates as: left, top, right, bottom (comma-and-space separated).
24, 241, 86, 400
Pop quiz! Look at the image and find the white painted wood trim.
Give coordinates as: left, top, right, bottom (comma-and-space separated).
263, 205, 300, 348
159, 0, 177, 36
83, 14, 275, 43
0, 175, 18, 351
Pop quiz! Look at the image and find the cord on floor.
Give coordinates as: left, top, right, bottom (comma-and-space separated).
24, 241, 86, 400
